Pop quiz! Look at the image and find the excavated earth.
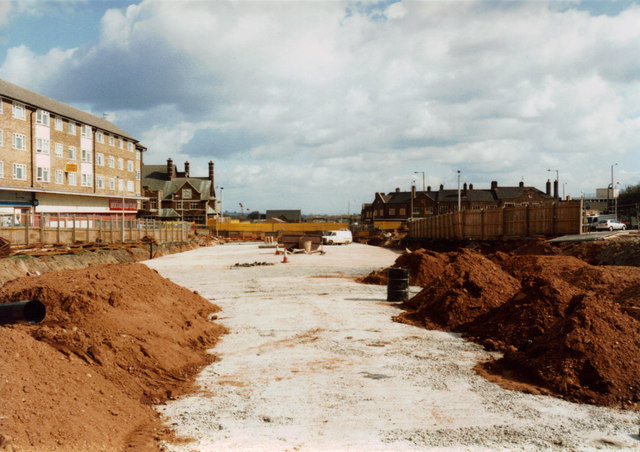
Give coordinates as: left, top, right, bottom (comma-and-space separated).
361, 235, 640, 408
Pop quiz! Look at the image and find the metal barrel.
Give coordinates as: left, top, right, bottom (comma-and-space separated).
387, 267, 410, 302
0, 300, 46, 324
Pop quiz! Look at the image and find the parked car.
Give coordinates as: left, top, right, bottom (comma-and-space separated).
594, 219, 626, 231
322, 229, 353, 245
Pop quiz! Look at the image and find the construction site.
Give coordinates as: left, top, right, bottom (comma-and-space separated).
1, 227, 640, 451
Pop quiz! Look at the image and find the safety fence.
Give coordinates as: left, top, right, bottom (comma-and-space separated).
408, 201, 583, 240
0, 213, 187, 246
209, 221, 349, 238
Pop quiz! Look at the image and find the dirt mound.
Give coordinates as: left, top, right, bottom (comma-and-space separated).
394, 249, 520, 330
0, 263, 226, 451
357, 248, 450, 286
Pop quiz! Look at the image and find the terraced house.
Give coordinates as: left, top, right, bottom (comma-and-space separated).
0, 79, 146, 224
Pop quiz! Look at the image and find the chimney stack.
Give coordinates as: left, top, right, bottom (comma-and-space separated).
519, 181, 524, 188
546, 179, 551, 195
184, 161, 190, 177
167, 158, 174, 179
491, 181, 498, 190
395, 187, 400, 192
439, 184, 444, 190
463, 182, 467, 195
553, 179, 558, 199
427, 186, 431, 192
469, 183, 473, 190
209, 161, 215, 197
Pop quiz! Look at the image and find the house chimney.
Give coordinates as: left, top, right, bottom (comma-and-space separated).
411, 185, 416, 198
553, 179, 558, 199
209, 161, 215, 197
491, 181, 498, 190
184, 161, 190, 177
463, 182, 467, 195
395, 187, 400, 192
439, 184, 444, 190
469, 183, 473, 190
427, 186, 431, 192
519, 181, 524, 188
167, 158, 174, 179
546, 179, 551, 195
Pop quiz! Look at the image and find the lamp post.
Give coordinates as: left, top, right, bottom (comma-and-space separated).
563, 182, 566, 200
610, 163, 618, 214
414, 171, 425, 192
457, 170, 461, 211
219, 187, 224, 222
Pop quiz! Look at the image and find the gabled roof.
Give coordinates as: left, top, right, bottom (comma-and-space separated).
265, 210, 301, 222
142, 165, 213, 200
0, 78, 136, 141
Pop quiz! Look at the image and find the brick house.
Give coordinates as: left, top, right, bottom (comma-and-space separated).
141, 159, 217, 225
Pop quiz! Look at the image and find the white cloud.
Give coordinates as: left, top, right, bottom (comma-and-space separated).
0, 45, 76, 89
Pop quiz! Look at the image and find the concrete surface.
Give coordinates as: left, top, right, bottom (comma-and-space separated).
145, 243, 640, 451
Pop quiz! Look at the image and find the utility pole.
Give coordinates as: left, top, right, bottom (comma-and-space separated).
457, 170, 461, 211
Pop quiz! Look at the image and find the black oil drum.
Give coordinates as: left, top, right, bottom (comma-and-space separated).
387, 267, 410, 301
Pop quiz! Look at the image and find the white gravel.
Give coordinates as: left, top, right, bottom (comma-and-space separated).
145, 243, 640, 451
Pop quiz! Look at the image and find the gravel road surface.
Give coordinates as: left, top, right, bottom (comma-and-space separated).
145, 243, 640, 451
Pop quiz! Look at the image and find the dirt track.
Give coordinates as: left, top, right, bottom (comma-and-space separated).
147, 243, 640, 451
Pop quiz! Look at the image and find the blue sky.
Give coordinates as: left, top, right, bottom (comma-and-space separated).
1, 0, 640, 214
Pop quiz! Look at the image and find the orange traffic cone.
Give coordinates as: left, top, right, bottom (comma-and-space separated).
275, 246, 280, 255
282, 249, 288, 263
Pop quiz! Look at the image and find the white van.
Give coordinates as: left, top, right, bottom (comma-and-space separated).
322, 229, 352, 245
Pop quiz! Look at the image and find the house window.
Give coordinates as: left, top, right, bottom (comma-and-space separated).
54, 117, 63, 131
183, 188, 192, 199
55, 143, 63, 157
55, 170, 63, 184
150, 199, 158, 209
36, 110, 50, 126
13, 163, 27, 180
12, 102, 26, 120
12, 133, 26, 150
109, 178, 115, 190
109, 135, 114, 146
117, 158, 123, 170
96, 131, 104, 143
97, 176, 105, 189
36, 138, 50, 154
108, 156, 115, 168
68, 172, 77, 186
136, 151, 140, 160
81, 148, 92, 163
190, 201, 199, 209
389, 208, 395, 216
127, 180, 134, 192
96, 153, 104, 166
0, 161, 4, 178
68, 146, 76, 160
127, 160, 133, 172
36, 166, 50, 182
81, 173, 92, 187
135, 170, 140, 180
399, 208, 406, 216
81, 124, 91, 138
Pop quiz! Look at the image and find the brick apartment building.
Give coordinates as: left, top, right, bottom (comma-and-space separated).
140, 159, 217, 226
0, 79, 145, 223
361, 180, 557, 223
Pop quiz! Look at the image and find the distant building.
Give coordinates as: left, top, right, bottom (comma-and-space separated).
0, 78, 145, 221
265, 209, 302, 223
361, 180, 556, 223
141, 159, 217, 225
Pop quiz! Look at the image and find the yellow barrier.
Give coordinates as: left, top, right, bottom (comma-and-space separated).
208, 221, 348, 234
373, 221, 403, 230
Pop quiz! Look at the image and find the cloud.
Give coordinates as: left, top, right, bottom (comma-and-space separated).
3, 0, 640, 212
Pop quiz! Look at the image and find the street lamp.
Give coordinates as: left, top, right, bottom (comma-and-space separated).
562, 182, 566, 199
219, 186, 224, 222
610, 163, 618, 214
414, 171, 425, 192
457, 170, 461, 211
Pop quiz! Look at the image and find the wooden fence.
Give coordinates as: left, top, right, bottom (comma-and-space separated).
408, 201, 582, 240
0, 213, 187, 246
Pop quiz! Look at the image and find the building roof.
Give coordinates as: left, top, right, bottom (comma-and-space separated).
377, 184, 552, 205
0, 78, 136, 141
143, 165, 213, 201
157, 208, 180, 218
265, 210, 302, 222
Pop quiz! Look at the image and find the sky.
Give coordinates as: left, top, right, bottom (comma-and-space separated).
1, 0, 639, 215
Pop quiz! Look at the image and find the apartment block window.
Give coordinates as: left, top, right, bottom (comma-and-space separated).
136, 151, 140, 160
68, 122, 76, 135
117, 158, 123, 170
96, 131, 104, 143
97, 176, 105, 189
135, 170, 140, 180
0, 161, 4, 178
182, 188, 192, 199
68, 172, 77, 186
55, 170, 63, 184
36, 138, 50, 154
81, 148, 92, 163
109, 178, 115, 190
55, 143, 63, 157
96, 153, 104, 166
81, 173, 92, 187
12, 133, 26, 150
118, 138, 123, 149
127, 160, 133, 172
36, 110, 50, 126
118, 179, 124, 192
55, 117, 63, 131
36, 166, 50, 182
109, 135, 114, 146
13, 163, 26, 180
127, 142, 134, 152
12, 102, 26, 120
81, 124, 91, 138
190, 202, 199, 209
127, 180, 134, 192
108, 156, 115, 168
68, 146, 76, 160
